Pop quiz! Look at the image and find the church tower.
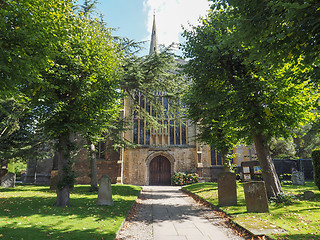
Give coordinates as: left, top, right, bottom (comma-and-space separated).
149, 13, 158, 54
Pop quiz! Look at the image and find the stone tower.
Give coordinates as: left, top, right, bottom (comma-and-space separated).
149, 14, 158, 54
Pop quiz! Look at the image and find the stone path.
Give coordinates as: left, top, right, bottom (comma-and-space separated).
116, 186, 245, 240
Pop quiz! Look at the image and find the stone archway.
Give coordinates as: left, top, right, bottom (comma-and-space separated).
146, 152, 175, 185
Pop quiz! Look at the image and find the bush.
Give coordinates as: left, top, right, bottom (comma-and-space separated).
269, 192, 293, 205
171, 172, 199, 186
311, 149, 320, 190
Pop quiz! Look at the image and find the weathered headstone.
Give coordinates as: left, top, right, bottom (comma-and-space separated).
291, 171, 305, 185
97, 174, 113, 206
50, 170, 58, 190
304, 191, 315, 200
218, 172, 237, 206
243, 181, 269, 213
1, 172, 16, 188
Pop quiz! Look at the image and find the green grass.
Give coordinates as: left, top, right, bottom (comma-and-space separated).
0, 184, 141, 240
183, 181, 320, 240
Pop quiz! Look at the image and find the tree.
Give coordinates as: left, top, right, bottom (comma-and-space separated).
269, 137, 296, 159
0, 0, 74, 98
182, 7, 318, 198
222, 0, 320, 82
29, 9, 122, 206
0, 98, 51, 164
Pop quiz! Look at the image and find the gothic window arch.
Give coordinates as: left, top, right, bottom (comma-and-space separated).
132, 91, 187, 146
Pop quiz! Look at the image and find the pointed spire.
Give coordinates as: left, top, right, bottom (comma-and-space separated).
149, 12, 158, 55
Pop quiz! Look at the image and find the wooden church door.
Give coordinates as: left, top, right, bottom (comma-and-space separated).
149, 156, 171, 185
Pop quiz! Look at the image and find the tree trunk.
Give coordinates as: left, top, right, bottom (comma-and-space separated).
253, 133, 283, 198
55, 133, 72, 207
90, 142, 98, 191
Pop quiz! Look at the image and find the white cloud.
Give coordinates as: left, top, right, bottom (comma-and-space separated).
143, 0, 210, 47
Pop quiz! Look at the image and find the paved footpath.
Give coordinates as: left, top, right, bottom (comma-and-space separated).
116, 186, 244, 240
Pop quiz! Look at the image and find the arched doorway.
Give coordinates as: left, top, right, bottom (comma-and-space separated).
149, 155, 171, 185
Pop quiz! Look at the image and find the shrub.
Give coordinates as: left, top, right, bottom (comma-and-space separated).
311, 148, 320, 190
171, 172, 199, 186
269, 193, 293, 205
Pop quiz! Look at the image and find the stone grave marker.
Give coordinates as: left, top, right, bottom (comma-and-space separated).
97, 174, 113, 206
218, 172, 237, 206
243, 181, 269, 213
1, 172, 16, 188
291, 171, 305, 185
304, 191, 315, 200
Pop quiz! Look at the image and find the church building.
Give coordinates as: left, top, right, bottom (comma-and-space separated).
116, 15, 256, 185
23, 16, 256, 186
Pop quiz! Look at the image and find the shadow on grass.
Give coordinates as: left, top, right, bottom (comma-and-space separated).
1, 184, 141, 196
182, 182, 218, 193
277, 233, 320, 240
0, 223, 115, 240
0, 185, 50, 193
0, 185, 141, 219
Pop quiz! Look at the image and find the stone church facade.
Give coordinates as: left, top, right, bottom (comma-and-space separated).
115, 15, 256, 185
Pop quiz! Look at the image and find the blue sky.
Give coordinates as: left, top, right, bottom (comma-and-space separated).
99, 0, 211, 56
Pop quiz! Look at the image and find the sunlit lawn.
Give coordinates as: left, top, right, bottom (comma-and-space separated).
0, 184, 141, 240
183, 181, 320, 240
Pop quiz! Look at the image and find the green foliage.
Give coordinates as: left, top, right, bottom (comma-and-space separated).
270, 137, 296, 159
0, 0, 74, 98
0, 98, 53, 162
182, 3, 319, 197
182, 7, 317, 146
269, 192, 293, 205
12, 160, 27, 177
311, 148, 320, 190
294, 121, 320, 159
171, 172, 199, 186
225, 0, 320, 74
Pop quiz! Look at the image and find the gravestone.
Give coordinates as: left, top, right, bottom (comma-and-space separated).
50, 170, 58, 190
304, 191, 315, 200
291, 171, 305, 185
218, 172, 237, 206
1, 172, 16, 188
97, 174, 113, 206
243, 181, 269, 213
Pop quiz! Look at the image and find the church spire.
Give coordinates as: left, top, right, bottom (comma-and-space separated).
149, 12, 158, 55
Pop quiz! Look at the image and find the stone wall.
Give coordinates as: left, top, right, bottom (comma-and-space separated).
74, 159, 120, 184
73, 146, 121, 184
122, 146, 197, 185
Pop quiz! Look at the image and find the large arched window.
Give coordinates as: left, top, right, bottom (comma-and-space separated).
132, 92, 187, 146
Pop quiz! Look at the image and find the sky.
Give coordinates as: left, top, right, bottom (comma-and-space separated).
99, 0, 211, 56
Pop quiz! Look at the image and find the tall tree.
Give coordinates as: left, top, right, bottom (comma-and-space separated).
182, 7, 318, 198
30, 9, 122, 206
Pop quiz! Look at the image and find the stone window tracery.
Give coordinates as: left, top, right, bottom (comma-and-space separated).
132, 92, 187, 146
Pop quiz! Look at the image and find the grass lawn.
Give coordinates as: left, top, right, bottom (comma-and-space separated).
0, 184, 141, 240
183, 181, 320, 240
